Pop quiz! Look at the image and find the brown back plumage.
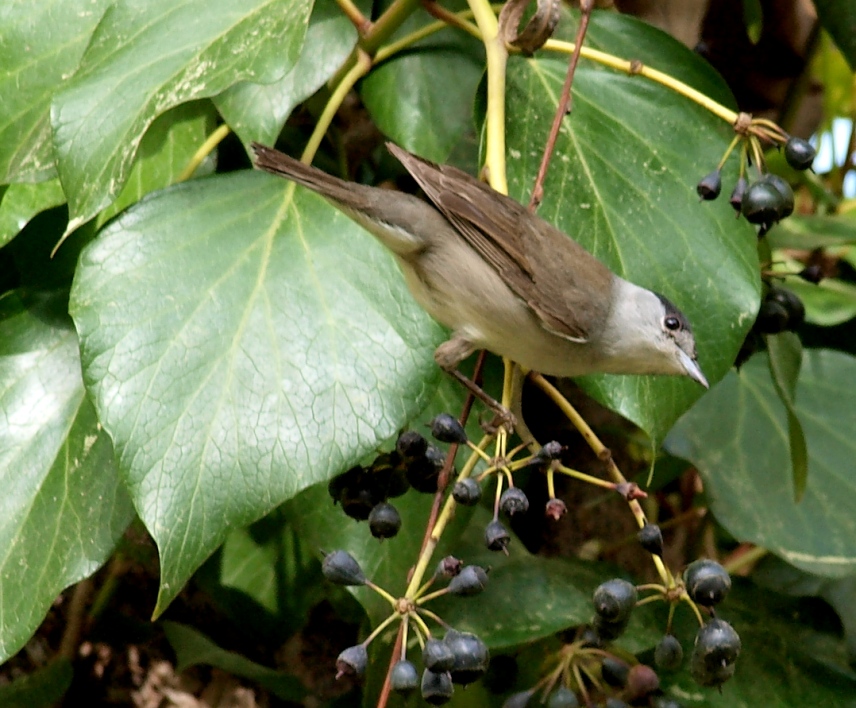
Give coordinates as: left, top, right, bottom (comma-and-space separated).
386, 143, 614, 342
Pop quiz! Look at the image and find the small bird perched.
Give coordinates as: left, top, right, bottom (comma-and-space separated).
252, 142, 708, 389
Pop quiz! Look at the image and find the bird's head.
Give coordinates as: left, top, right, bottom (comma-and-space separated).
600, 283, 708, 387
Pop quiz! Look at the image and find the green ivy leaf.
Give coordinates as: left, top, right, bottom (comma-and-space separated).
666, 349, 856, 578
51, 0, 312, 232
360, 7, 484, 162
215, 0, 365, 147
0, 291, 133, 662
0, 0, 112, 182
70, 172, 444, 614
766, 332, 807, 500
503, 13, 759, 442
0, 180, 66, 247
95, 101, 218, 229
163, 621, 306, 700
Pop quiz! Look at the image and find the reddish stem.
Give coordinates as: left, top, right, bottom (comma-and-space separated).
528, 0, 594, 210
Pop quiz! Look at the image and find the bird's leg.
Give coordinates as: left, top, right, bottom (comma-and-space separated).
434, 335, 516, 431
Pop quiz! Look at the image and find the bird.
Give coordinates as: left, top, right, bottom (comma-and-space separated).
251, 142, 708, 390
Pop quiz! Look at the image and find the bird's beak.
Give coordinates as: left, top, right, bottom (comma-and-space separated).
677, 349, 709, 389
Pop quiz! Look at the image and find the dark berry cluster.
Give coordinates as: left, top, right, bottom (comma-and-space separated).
736, 284, 807, 367
328, 416, 467, 538
321, 547, 491, 704
698, 135, 815, 236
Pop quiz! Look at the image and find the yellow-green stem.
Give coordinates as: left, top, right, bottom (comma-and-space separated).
302, 49, 372, 164
531, 373, 673, 586
417, 607, 449, 629
403, 435, 492, 598
415, 587, 449, 605
362, 0, 422, 54
557, 464, 615, 490
363, 611, 401, 646
544, 40, 739, 126
375, 13, 478, 64
336, 0, 370, 32
409, 610, 432, 639
179, 124, 231, 181
683, 595, 706, 627
717, 134, 742, 171
467, 0, 508, 193
366, 579, 399, 607
635, 594, 665, 608
400, 616, 410, 658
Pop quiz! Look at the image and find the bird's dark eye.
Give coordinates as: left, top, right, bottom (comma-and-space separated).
664, 316, 681, 331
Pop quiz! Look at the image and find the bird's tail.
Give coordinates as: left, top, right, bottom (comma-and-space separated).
251, 142, 362, 206
251, 142, 429, 256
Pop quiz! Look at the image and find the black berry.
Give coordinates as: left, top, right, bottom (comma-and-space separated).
368, 502, 401, 539
429, 413, 468, 444
601, 657, 629, 687
390, 659, 419, 694
533, 440, 564, 463
406, 444, 445, 493
546, 686, 579, 707
396, 429, 428, 459
636, 523, 663, 556
452, 477, 482, 505
741, 180, 784, 225
654, 634, 684, 671
762, 173, 794, 219
593, 578, 637, 623
423, 637, 456, 672
445, 629, 490, 684
729, 176, 748, 211
448, 565, 489, 596
755, 298, 790, 334
322, 550, 366, 586
690, 618, 741, 687
335, 644, 368, 678
500, 487, 530, 516
697, 170, 722, 200
421, 669, 454, 704
767, 286, 805, 330
784, 136, 816, 170
485, 519, 511, 552
684, 559, 731, 607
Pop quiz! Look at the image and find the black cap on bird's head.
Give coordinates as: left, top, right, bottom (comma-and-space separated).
655, 293, 707, 388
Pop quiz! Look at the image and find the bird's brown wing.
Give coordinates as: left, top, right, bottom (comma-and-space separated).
388, 143, 613, 342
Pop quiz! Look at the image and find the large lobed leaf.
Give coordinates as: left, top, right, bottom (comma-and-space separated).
0, 291, 133, 662
51, 0, 313, 232
504, 12, 759, 442
215, 0, 365, 148
70, 173, 444, 613
667, 349, 856, 578
0, 0, 112, 183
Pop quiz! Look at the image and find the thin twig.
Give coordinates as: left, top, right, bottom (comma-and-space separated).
528, 0, 593, 210
58, 578, 93, 661
375, 619, 406, 708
